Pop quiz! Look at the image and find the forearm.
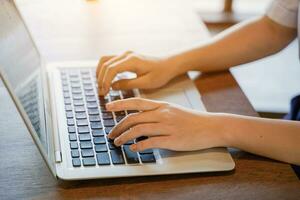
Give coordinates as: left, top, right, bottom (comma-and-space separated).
168, 16, 296, 75
219, 113, 300, 165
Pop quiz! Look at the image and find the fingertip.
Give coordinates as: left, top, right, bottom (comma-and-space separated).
130, 144, 137, 152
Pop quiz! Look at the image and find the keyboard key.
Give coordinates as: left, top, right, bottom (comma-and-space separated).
92, 129, 105, 137
69, 71, 78, 77
95, 144, 108, 152
115, 111, 126, 116
83, 85, 93, 91
79, 134, 91, 141
63, 92, 70, 98
81, 69, 89, 74
73, 94, 83, 100
77, 119, 88, 126
139, 149, 153, 154
124, 140, 134, 145
65, 105, 72, 111
105, 127, 113, 134
102, 112, 113, 119
109, 90, 120, 97
127, 110, 139, 114
110, 149, 125, 165
89, 115, 101, 122
71, 83, 81, 89
68, 126, 76, 133
75, 106, 85, 112
110, 96, 121, 101
85, 91, 94, 96
93, 137, 106, 144
64, 98, 72, 105
123, 145, 139, 164
83, 157, 96, 166
67, 119, 75, 126
81, 149, 94, 157
88, 109, 99, 115
122, 90, 134, 98
96, 152, 111, 165
91, 122, 103, 129
140, 154, 156, 163
103, 119, 115, 127
69, 134, 77, 141
86, 96, 96, 102
66, 111, 73, 118
87, 102, 98, 109
116, 115, 125, 122
80, 141, 93, 149
100, 105, 108, 112
82, 80, 92, 85
71, 150, 80, 158
72, 88, 82, 94
61, 80, 68, 86
108, 142, 118, 150
75, 112, 87, 119
70, 142, 78, 149
78, 126, 89, 133
73, 100, 84, 106
62, 86, 69, 92
72, 158, 81, 167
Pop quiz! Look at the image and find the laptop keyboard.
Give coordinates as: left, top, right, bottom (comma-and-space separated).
60, 68, 156, 167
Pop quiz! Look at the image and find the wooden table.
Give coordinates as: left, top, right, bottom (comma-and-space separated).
1, 0, 299, 199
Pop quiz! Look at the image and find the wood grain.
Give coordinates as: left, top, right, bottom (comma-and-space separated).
0, 0, 299, 199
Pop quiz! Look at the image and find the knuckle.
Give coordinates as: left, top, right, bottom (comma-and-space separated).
125, 113, 137, 124
127, 54, 139, 61
125, 50, 133, 55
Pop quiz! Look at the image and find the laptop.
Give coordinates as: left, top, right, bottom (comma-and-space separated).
0, 0, 234, 180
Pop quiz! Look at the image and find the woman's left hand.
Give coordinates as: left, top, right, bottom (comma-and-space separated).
106, 98, 228, 152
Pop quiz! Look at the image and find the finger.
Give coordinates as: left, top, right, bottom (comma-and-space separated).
108, 110, 160, 139
97, 51, 132, 94
130, 136, 170, 152
101, 56, 139, 95
114, 123, 169, 146
106, 97, 161, 112
96, 55, 114, 76
111, 76, 150, 90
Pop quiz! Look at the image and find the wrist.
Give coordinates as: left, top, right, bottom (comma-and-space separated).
162, 54, 191, 77
211, 113, 237, 148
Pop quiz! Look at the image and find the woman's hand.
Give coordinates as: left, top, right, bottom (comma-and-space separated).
96, 51, 182, 96
106, 98, 228, 152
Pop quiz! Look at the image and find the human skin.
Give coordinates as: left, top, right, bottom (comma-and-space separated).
96, 16, 300, 165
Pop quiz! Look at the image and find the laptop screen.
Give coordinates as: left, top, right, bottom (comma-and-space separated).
0, 1, 49, 154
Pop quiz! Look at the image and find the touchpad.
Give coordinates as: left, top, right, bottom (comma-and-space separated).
141, 89, 193, 109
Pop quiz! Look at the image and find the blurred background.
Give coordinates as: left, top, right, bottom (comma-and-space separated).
197, 0, 299, 118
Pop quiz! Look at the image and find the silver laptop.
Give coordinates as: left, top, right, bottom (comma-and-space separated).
0, 0, 234, 180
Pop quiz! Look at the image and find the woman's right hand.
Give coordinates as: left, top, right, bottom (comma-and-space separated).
96, 51, 183, 96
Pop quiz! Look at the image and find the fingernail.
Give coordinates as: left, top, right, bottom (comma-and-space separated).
107, 133, 113, 139
114, 138, 121, 146
130, 144, 137, 152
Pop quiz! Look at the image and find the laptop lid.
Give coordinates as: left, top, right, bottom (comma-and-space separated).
0, 0, 56, 176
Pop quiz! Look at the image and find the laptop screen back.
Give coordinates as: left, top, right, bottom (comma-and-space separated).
0, 1, 49, 155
